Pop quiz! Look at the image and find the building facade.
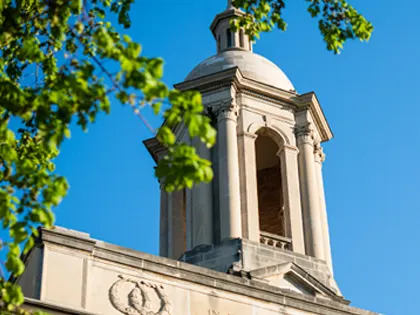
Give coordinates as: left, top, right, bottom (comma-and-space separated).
18, 2, 380, 315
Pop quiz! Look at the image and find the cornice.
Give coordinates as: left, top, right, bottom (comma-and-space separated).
296, 92, 333, 142
240, 89, 297, 112
175, 67, 333, 143
175, 67, 298, 112
143, 137, 167, 164
30, 228, 385, 315
210, 8, 245, 38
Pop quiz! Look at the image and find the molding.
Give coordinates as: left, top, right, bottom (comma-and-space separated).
249, 262, 337, 298
24, 297, 101, 315
237, 131, 258, 140
240, 89, 297, 112
25, 227, 383, 315
143, 138, 167, 164
277, 145, 299, 156
246, 122, 292, 146
296, 93, 333, 142
210, 8, 246, 37
175, 69, 333, 144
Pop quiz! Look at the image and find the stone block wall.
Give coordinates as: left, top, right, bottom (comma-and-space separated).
240, 239, 339, 294
180, 238, 241, 273
181, 238, 340, 295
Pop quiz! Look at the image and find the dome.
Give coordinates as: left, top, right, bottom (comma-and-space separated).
185, 50, 295, 91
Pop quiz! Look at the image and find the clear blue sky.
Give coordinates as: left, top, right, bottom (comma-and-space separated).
19, 1, 420, 314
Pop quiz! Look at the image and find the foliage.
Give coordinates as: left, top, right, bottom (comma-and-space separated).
0, 0, 215, 313
232, 0, 373, 53
0, 0, 372, 314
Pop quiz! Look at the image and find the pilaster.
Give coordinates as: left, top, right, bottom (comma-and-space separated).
238, 131, 259, 242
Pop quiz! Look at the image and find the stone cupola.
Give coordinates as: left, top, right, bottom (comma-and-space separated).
145, 0, 341, 298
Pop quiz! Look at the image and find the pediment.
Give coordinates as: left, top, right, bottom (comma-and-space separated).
249, 262, 338, 298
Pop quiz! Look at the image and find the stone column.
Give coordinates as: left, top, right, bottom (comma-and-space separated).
191, 137, 214, 248
167, 190, 186, 260
314, 144, 333, 274
159, 185, 169, 257
277, 145, 306, 254
217, 105, 242, 240
295, 123, 325, 260
238, 131, 259, 242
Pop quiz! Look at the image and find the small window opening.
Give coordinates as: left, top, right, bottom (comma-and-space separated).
217, 35, 221, 52
226, 29, 232, 48
239, 30, 244, 48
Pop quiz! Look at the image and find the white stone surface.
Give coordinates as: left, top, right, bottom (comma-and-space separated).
20, 228, 379, 315
186, 50, 295, 91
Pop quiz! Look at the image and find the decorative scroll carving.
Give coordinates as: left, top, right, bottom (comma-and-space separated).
294, 123, 314, 138
314, 143, 326, 163
216, 104, 238, 122
109, 275, 172, 315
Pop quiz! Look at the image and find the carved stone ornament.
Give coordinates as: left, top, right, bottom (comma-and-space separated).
294, 123, 314, 138
216, 105, 238, 122
314, 143, 326, 162
109, 275, 172, 315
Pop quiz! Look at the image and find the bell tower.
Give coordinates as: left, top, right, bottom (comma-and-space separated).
145, 1, 340, 297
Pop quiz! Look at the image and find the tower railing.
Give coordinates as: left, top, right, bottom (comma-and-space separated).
259, 231, 292, 250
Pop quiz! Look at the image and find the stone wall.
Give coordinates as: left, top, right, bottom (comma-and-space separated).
19, 227, 378, 315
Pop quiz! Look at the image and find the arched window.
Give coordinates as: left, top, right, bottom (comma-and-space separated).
239, 29, 244, 48
226, 29, 232, 48
255, 134, 285, 237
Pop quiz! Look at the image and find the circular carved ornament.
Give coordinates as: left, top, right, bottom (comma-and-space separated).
109, 275, 172, 315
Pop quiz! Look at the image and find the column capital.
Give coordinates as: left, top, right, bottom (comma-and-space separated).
314, 143, 326, 163
294, 123, 315, 145
216, 105, 238, 122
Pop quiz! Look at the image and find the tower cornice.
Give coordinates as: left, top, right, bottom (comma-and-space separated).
210, 7, 245, 39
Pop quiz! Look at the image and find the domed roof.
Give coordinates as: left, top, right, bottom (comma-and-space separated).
185, 50, 295, 91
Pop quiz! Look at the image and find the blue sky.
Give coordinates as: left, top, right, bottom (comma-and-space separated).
13, 0, 420, 314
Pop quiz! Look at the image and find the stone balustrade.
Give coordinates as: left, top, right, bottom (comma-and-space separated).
260, 231, 292, 250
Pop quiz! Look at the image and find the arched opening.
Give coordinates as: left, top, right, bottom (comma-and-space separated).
217, 35, 221, 53
255, 134, 285, 237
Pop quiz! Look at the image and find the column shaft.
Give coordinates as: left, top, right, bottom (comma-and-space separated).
217, 107, 242, 240
296, 125, 325, 259
315, 147, 334, 273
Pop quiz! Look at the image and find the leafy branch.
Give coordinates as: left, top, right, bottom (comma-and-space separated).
0, 0, 215, 313
231, 0, 373, 53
